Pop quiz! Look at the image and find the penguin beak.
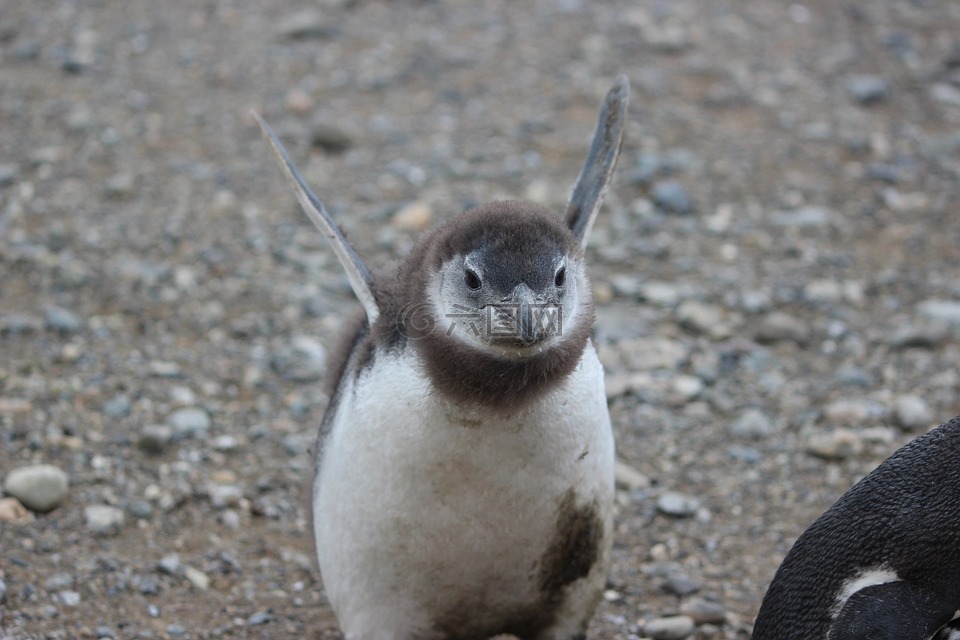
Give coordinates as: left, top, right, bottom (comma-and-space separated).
509, 283, 545, 345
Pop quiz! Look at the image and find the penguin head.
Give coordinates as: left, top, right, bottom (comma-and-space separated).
415, 200, 591, 359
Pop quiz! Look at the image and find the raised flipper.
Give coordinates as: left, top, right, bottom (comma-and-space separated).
253, 112, 380, 324
564, 74, 630, 247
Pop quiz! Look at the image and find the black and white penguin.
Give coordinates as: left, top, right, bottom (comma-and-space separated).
255, 76, 629, 640
752, 415, 960, 640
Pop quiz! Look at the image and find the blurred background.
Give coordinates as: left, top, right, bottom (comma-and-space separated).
2, 1, 959, 638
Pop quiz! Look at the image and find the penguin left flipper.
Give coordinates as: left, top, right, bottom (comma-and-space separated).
252, 112, 381, 324
564, 74, 629, 246
828, 581, 957, 640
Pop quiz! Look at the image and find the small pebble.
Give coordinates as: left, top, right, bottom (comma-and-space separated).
94, 626, 118, 639
44, 306, 84, 333
663, 571, 700, 596
614, 460, 650, 491
310, 121, 352, 153
128, 499, 153, 519
893, 395, 933, 431
84, 505, 125, 534
770, 206, 832, 228
0, 577, 6, 604
43, 573, 74, 591
644, 614, 696, 640
3, 464, 70, 513
102, 394, 132, 417
729, 408, 772, 439
157, 554, 182, 576
806, 429, 862, 460
277, 9, 335, 39
166, 624, 187, 637
59, 590, 81, 606
392, 201, 434, 231
917, 300, 960, 326
755, 312, 810, 345
248, 611, 274, 625
167, 407, 211, 437
139, 424, 173, 454
846, 74, 889, 105
272, 336, 327, 382
184, 566, 211, 591
0, 496, 32, 522
681, 597, 727, 625
657, 491, 700, 517
651, 180, 694, 214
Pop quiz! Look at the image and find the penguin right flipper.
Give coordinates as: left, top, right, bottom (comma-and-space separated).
828, 581, 956, 640
253, 112, 380, 325
564, 74, 630, 247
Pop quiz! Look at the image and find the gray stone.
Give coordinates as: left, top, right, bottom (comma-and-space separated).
681, 598, 727, 625
0, 163, 19, 188
846, 74, 889, 104
657, 491, 700, 517
893, 395, 933, 431
128, 499, 153, 519
102, 394, 131, 417
675, 300, 732, 339
44, 306, 84, 333
0, 577, 6, 604
104, 172, 135, 198
4, 464, 70, 512
637, 281, 681, 307
166, 407, 211, 437
770, 206, 832, 228
0, 313, 43, 334
729, 408, 772, 439
211, 435, 240, 452
644, 615, 696, 640
43, 573, 75, 591
157, 554, 182, 576
166, 624, 188, 637
271, 336, 327, 382
277, 9, 336, 39
917, 299, 960, 325
888, 321, 950, 349
806, 429, 862, 460
614, 460, 650, 491
664, 571, 700, 596
651, 180, 694, 214
310, 121, 353, 153
139, 424, 173, 454
95, 627, 118, 639
184, 566, 210, 591
59, 590, 81, 606
207, 484, 244, 509
823, 398, 877, 426
248, 611, 275, 626
84, 504, 125, 534
755, 312, 810, 345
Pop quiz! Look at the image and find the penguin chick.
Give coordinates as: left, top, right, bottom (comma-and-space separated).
255, 76, 629, 640
752, 415, 960, 640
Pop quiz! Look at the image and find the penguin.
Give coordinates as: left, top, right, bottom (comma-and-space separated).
752, 415, 960, 640
254, 76, 629, 640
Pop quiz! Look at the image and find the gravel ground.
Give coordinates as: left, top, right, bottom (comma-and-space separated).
2, 1, 960, 638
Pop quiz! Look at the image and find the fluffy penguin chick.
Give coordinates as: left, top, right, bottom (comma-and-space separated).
752, 415, 960, 640
255, 76, 629, 640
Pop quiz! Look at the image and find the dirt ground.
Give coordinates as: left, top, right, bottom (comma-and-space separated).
2, 0, 960, 638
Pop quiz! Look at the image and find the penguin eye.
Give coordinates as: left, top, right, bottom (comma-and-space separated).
464, 268, 482, 290
554, 266, 566, 288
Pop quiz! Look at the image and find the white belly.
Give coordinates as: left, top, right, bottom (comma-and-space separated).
313, 344, 615, 640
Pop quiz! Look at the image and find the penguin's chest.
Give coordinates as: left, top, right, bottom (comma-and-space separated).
313, 345, 614, 638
